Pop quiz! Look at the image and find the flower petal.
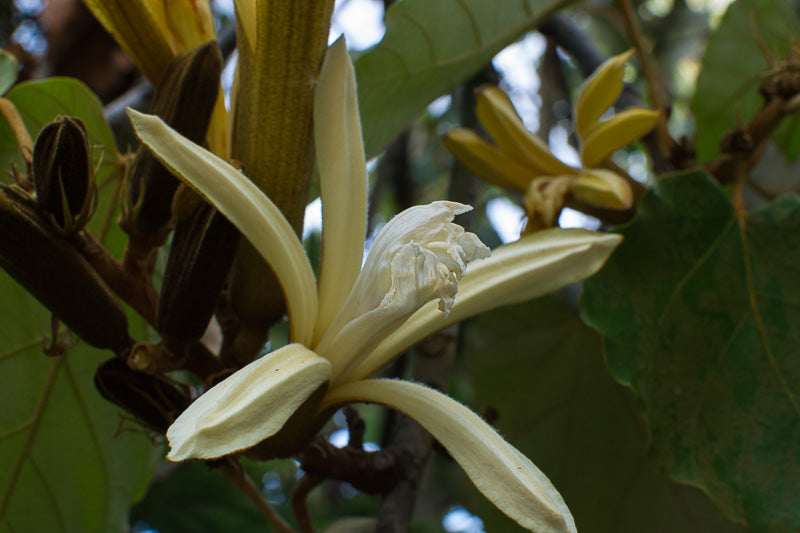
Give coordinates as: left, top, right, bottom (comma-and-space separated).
164, 0, 216, 51
313, 38, 368, 345
475, 85, 576, 176
572, 169, 633, 209
167, 344, 330, 461
318, 201, 489, 382
323, 379, 576, 533
579, 107, 659, 168
573, 50, 634, 141
522, 176, 574, 232
347, 228, 621, 381
83, 0, 174, 83
128, 109, 319, 344
442, 128, 534, 193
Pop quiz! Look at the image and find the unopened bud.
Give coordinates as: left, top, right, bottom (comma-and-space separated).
32, 116, 96, 235
122, 41, 222, 243
94, 358, 190, 433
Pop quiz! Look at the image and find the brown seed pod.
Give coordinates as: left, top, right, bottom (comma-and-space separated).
0, 184, 131, 354
32, 115, 97, 235
122, 41, 223, 244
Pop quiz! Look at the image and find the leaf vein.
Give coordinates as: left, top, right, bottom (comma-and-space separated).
29, 456, 66, 532
0, 358, 61, 519
63, 357, 111, 527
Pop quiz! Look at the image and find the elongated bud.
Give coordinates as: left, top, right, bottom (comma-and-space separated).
475, 85, 576, 177
0, 184, 131, 353
94, 358, 190, 433
573, 50, 634, 141
32, 116, 97, 235
158, 200, 240, 341
122, 41, 222, 244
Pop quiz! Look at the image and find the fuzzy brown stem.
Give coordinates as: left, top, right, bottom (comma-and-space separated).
219, 458, 297, 533
74, 230, 158, 327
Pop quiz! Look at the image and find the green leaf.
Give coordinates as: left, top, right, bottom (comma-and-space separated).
0, 77, 119, 185
355, 0, 569, 158
0, 277, 158, 533
0, 82, 153, 530
0, 50, 18, 96
691, 0, 800, 162
457, 296, 746, 533
581, 171, 800, 533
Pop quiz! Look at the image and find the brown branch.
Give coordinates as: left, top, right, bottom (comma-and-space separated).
291, 473, 323, 533
218, 458, 297, 533
705, 95, 793, 185
615, 0, 677, 161
73, 229, 158, 327
376, 327, 458, 532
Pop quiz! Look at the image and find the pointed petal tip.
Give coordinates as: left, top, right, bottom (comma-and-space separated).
324, 379, 577, 533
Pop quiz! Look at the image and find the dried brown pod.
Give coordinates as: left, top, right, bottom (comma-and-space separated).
32, 115, 97, 235
0, 184, 131, 354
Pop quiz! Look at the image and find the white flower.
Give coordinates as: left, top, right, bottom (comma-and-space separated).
130, 38, 622, 533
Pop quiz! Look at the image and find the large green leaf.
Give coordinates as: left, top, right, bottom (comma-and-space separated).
0, 277, 158, 533
691, 0, 800, 162
355, 0, 568, 158
0, 77, 119, 185
581, 171, 800, 533
0, 79, 154, 530
456, 296, 745, 533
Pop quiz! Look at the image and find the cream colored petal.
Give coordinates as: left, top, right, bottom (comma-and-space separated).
167, 344, 331, 461
573, 50, 634, 141
313, 38, 368, 345
128, 109, 319, 344
579, 108, 659, 168
346, 228, 621, 382
323, 379, 576, 533
318, 202, 489, 382
476, 85, 576, 176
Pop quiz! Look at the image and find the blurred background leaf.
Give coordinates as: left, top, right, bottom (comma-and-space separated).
451, 294, 745, 532
581, 171, 800, 533
0, 77, 119, 185
0, 49, 18, 95
691, 0, 800, 162
356, 0, 570, 158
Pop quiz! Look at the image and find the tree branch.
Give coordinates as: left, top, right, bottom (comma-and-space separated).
218, 458, 297, 533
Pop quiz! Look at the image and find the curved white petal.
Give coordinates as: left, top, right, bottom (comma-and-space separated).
317, 201, 489, 381
314, 37, 368, 344
346, 228, 621, 382
323, 379, 576, 533
129, 109, 319, 344
167, 344, 330, 461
